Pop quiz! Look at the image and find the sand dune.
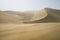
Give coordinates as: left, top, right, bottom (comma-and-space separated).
0, 11, 34, 23
0, 11, 24, 23
30, 8, 60, 23
0, 8, 60, 40
0, 8, 60, 23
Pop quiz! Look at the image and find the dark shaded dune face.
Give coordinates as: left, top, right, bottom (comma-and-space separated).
32, 14, 60, 23
31, 8, 60, 23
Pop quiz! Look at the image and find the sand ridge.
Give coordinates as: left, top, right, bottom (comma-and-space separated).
0, 8, 60, 23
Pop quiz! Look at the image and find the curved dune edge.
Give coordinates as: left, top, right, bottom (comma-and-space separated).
30, 9, 48, 22
0, 8, 60, 23
30, 8, 60, 23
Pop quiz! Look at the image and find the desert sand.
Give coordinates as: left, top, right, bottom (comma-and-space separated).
0, 8, 60, 23
0, 23, 60, 40
0, 8, 60, 40
31, 8, 60, 23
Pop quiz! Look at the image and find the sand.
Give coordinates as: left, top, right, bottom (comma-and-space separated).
31, 8, 60, 23
0, 23, 60, 40
0, 8, 60, 23
0, 8, 60, 40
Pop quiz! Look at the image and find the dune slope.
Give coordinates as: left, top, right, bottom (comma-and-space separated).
31, 8, 60, 23
0, 11, 24, 23
0, 8, 60, 23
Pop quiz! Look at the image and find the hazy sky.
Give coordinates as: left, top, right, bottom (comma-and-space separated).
0, 0, 60, 11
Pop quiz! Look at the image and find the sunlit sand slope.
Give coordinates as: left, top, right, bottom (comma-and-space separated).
0, 23, 60, 40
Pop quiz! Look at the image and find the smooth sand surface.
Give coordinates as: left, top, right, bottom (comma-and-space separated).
0, 23, 60, 40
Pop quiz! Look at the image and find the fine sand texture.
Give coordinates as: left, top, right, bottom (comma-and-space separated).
0, 23, 60, 40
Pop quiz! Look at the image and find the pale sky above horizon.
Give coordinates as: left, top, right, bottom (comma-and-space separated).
0, 0, 60, 11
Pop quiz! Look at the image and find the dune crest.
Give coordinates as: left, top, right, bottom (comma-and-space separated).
31, 8, 60, 23
31, 8, 48, 21
0, 8, 60, 23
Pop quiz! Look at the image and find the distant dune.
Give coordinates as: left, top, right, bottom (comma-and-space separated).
0, 8, 60, 23
0, 11, 23, 23
0, 11, 34, 23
